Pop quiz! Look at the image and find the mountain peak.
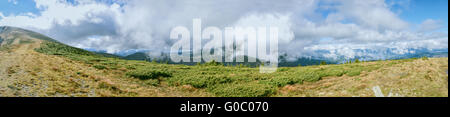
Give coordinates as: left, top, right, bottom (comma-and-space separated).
0, 26, 57, 47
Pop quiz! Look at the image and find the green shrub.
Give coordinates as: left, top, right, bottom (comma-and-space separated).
277, 68, 289, 72
125, 65, 136, 70
93, 65, 107, 70
346, 70, 361, 76
205, 60, 223, 66
35, 42, 94, 56
316, 68, 345, 77
126, 70, 172, 80
0, 46, 11, 51
170, 75, 233, 88
19, 39, 34, 44
260, 77, 301, 87
209, 83, 276, 97
89, 58, 107, 62
354, 59, 360, 63
301, 72, 321, 82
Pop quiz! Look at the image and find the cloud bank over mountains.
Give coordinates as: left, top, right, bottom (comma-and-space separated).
0, 0, 447, 60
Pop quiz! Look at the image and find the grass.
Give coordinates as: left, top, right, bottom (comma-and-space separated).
0, 46, 11, 51
168, 75, 233, 88
19, 39, 35, 44
93, 65, 107, 70
209, 83, 277, 97
35, 42, 95, 56
30, 42, 391, 97
275, 58, 448, 97
2, 40, 443, 97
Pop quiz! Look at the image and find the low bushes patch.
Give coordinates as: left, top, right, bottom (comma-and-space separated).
126, 70, 172, 80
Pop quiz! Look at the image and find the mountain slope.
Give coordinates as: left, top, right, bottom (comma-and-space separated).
0, 26, 448, 97
0, 26, 210, 97
0, 26, 56, 46
122, 52, 150, 61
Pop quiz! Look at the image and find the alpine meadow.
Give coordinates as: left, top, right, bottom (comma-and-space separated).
0, 26, 447, 97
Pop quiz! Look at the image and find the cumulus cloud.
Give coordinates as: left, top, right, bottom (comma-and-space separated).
418, 19, 443, 32
322, 0, 410, 30
0, 0, 447, 60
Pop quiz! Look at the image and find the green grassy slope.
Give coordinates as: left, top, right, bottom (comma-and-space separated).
33, 41, 449, 97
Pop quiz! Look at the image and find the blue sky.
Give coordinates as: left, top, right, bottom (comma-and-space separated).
399, 0, 448, 23
397, 0, 448, 31
0, 0, 38, 16
0, 0, 448, 60
1, 0, 447, 29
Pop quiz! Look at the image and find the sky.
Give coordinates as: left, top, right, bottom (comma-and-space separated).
0, 0, 448, 60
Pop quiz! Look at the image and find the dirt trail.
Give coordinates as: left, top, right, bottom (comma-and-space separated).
0, 40, 98, 97
0, 40, 41, 96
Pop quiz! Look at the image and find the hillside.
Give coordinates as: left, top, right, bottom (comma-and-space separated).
0, 26, 448, 97
122, 52, 151, 61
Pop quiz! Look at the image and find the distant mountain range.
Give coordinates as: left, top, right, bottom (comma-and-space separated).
84, 47, 447, 67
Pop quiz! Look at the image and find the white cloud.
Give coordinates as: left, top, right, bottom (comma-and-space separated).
233, 13, 295, 44
322, 0, 409, 30
0, 0, 447, 60
1, 0, 122, 30
304, 33, 448, 59
418, 19, 443, 32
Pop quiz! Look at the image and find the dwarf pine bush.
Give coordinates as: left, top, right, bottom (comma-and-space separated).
126, 70, 172, 80
169, 75, 233, 88
209, 83, 276, 97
